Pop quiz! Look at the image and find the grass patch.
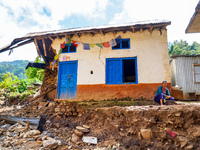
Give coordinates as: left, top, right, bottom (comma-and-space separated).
77, 99, 156, 109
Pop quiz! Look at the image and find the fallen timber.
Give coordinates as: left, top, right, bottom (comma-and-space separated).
0, 115, 39, 126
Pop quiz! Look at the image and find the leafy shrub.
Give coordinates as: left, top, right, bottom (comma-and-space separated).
25, 56, 44, 82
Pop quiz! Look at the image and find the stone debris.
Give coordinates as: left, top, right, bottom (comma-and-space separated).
177, 136, 188, 148
71, 133, 81, 143
0, 121, 62, 150
42, 138, 59, 149
76, 126, 90, 133
38, 102, 49, 109
83, 125, 90, 129
175, 112, 181, 117
140, 129, 153, 140
24, 130, 40, 138
74, 129, 84, 137
82, 136, 97, 144
185, 144, 194, 150
192, 126, 200, 137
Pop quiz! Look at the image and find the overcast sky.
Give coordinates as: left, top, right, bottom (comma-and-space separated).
0, 0, 200, 62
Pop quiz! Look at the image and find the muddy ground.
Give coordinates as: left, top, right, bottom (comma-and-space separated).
0, 98, 200, 150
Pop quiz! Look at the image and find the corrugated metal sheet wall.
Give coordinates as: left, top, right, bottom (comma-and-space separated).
172, 57, 200, 99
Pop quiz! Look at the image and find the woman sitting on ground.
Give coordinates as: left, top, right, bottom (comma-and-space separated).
154, 81, 174, 105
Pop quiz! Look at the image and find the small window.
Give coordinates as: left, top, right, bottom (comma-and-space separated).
194, 64, 200, 83
62, 44, 76, 53
112, 39, 130, 50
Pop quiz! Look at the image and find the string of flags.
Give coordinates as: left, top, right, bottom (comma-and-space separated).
63, 35, 121, 50
52, 35, 122, 70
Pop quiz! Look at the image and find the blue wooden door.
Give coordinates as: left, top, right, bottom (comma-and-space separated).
57, 61, 78, 99
106, 59, 122, 84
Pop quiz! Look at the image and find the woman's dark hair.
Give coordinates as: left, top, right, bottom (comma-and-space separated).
162, 81, 167, 84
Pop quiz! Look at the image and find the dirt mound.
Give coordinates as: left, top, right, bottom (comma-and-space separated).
2, 101, 198, 149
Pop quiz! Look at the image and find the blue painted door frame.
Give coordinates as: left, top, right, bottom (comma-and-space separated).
57, 61, 78, 99
106, 57, 138, 84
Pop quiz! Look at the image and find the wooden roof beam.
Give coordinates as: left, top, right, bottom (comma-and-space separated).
159, 28, 163, 35
131, 26, 135, 33
48, 36, 54, 41
149, 26, 153, 34
34, 38, 42, 58
76, 33, 82, 38
34, 38, 48, 64
100, 30, 105, 36
90, 32, 95, 36
123, 30, 127, 34
42, 39, 47, 56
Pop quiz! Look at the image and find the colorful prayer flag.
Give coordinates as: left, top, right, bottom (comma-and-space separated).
83, 43, 90, 50
54, 54, 59, 60
52, 59, 57, 70
61, 41, 65, 49
96, 43, 103, 48
89, 43, 96, 48
115, 35, 122, 44
103, 42, 110, 48
72, 40, 78, 47
64, 37, 68, 43
58, 48, 62, 54
64, 36, 71, 46
109, 39, 117, 47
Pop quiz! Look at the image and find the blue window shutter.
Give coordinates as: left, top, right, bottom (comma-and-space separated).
106, 59, 122, 84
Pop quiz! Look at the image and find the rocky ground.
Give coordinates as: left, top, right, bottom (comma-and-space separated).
0, 98, 200, 150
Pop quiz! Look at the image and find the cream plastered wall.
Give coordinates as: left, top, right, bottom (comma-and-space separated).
51, 29, 170, 85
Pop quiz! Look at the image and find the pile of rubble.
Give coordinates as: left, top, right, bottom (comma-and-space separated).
41, 68, 57, 93
0, 118, 100, 150
0, 120, 61, 150
1, 99, 200, 149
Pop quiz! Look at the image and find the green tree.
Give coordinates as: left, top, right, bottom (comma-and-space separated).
169, 40, 200, 56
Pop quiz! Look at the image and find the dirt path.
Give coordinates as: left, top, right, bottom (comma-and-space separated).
176, 101, 200, 106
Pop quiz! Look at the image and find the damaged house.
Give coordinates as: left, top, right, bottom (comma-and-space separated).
0, 20, 171, 101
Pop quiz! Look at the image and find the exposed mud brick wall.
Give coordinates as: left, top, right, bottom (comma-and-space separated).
53, 102, 84, 119
41, 68, 58, 99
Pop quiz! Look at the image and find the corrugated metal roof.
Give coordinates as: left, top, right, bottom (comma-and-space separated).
23, 19, 170, 39
185, 1, 200, 33
0, 19, 171, 53
171, 55, 200, 58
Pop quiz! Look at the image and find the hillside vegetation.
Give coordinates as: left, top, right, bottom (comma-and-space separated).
169, 40, 200, 56
0, 57, 44, 99
0, 60, 29, 80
